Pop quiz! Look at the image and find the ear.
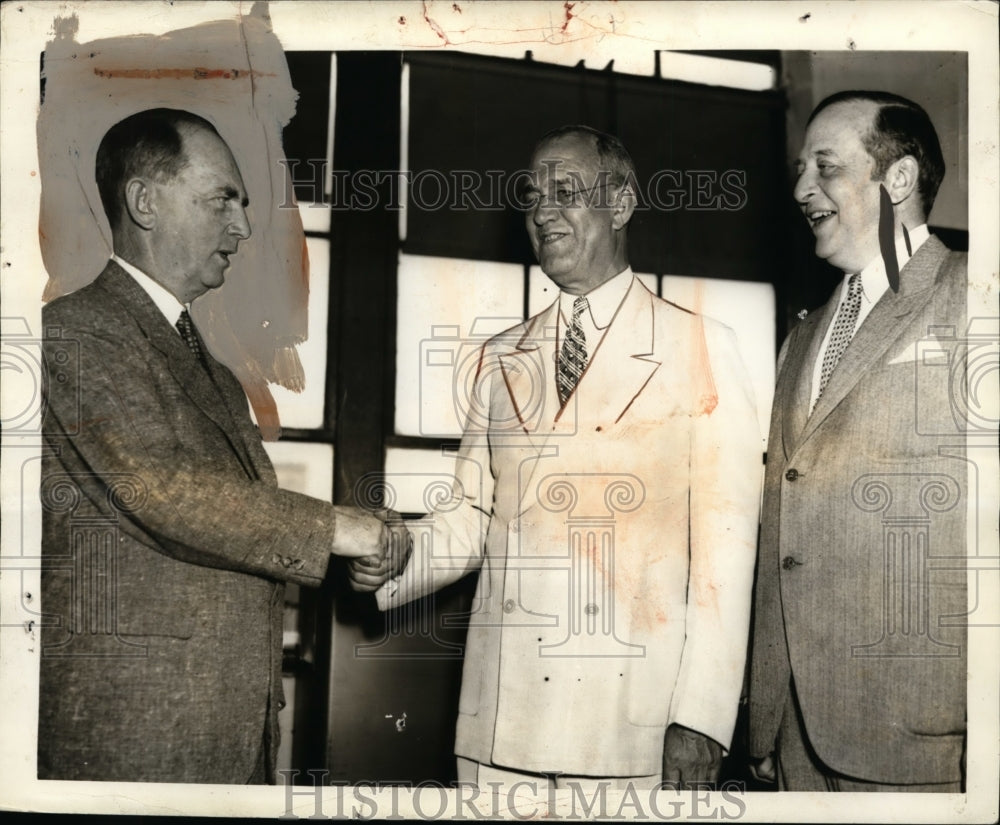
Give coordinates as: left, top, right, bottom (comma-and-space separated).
611, 182, 636, 231
123, 177, 156, 230
883, 155, 919, 207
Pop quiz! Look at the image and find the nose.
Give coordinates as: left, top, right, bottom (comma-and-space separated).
793, 166, 815, 206
531, 198, 558, 226
230, 205, 252, 241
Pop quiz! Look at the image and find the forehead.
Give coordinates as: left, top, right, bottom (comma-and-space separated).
801, 100, 878, 158
529, 134, 602, 178
177, 125, 244, 183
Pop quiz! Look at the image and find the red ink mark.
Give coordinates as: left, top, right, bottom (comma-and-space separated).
30, 170, 36, 176
93, 67, 271, 80
422, 1, 449, 43
562, 1, 576, 34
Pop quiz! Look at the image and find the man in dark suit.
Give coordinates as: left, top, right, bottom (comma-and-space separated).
749, 92, 968, 791
39, 108, 391, 784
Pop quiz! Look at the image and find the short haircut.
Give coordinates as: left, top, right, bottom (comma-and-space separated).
533, 125, 637, 187
96, 108, 219, 229
809, 90, 945, 216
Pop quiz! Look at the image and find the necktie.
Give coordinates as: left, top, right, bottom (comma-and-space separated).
558, 296, 589, 406
817, 273, 863, 401
175, 309, 205, 364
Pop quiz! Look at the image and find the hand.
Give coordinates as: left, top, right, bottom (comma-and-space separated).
661, 724, 723, 788
749, 754, 776, 784
347, 509, 413, 593
331, 505, 384, 558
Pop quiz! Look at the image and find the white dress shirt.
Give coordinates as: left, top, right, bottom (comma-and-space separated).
809, 225, 930, 410
557, 266, 634, 362
112, 254, 187, 330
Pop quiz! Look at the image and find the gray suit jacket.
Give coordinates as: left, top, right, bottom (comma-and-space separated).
749, 236, 968, 784
38, 262, 338, 783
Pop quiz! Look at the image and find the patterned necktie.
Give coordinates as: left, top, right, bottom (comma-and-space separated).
558, 296, 589, 406
817, 273, 863, 400
175, 309, 205, 364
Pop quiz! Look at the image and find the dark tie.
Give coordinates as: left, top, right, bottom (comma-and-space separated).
817, 273, 863, 402
175, 309, 205, 364
558, 296, 589, 406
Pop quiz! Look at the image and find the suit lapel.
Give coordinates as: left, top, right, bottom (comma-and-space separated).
778, 307, 829, 458
498, 303, 561, 446
570, 277, 661, 429
799, 236, 948, 446
97, 263, 259, 479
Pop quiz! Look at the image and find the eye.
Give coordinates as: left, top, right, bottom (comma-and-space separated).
554, 187, 578, 207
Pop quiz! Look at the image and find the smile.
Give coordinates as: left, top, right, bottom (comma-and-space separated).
539, 231, 568, 245
806, 209, 835, 228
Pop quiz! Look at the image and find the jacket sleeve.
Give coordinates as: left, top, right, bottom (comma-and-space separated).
667, 318, 763, 751
376, 344, 496, 609
42, 318, 336, 587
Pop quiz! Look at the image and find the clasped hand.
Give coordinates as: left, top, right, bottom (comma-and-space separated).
346, 508, 413, 592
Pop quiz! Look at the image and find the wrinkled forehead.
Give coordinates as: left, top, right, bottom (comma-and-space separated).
529, 134, 603, 184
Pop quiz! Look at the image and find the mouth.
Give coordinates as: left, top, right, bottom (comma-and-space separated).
216, 250, 236, 265
538, 231, 568, 246
806, 209, 835, 229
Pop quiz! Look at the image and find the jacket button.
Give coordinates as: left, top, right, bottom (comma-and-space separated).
785, 469, 799, 482
782, 556, 802, 570
503, 599, 516, 613
584, 603, 599, 615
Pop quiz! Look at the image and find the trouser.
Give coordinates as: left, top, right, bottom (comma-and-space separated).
456, 756, 661, 791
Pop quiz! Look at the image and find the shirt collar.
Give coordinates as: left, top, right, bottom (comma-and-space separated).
855, 223, 930, 305
559, 267, 634, 330
112, 254, 187, 326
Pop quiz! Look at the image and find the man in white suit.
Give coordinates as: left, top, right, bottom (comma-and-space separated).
749, 92, 968, 791
352, 126, 761, 789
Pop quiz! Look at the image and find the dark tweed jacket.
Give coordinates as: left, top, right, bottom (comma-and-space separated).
38, 262, 337, 783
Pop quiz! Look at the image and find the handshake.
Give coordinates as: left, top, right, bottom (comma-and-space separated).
332, 506, 414, 593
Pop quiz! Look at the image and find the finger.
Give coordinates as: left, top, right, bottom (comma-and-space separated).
353, 554, 386, 568
349, 570, 389, 589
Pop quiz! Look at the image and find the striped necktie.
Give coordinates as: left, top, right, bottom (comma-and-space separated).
558, 296, 589, 406
817, 273, 863, 402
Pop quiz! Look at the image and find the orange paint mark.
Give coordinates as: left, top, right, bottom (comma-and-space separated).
689, 283, 719, 416
30, 170, 37, 176
93, 67, 272, 80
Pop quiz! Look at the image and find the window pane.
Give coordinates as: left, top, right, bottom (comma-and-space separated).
660, 275, 775, 448
270, 237, 330, 430
659, 52, 776, 91
298, 201, 331, 233
395, 253, 524, 438
384, 446, 461, 516
261, 440, 334, 502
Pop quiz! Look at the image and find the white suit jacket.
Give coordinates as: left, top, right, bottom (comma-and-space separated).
378, 277, 761, 776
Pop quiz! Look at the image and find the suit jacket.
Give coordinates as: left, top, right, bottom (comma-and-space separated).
749, 236, 968, 785
38, 262, 339, 783
378, 277, 762, 776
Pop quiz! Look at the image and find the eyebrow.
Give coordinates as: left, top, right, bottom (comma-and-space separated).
217, 185, 249, 207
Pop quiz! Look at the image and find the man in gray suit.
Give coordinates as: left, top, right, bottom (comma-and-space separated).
749, 92, 968, 791
39, 108, 394, 783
